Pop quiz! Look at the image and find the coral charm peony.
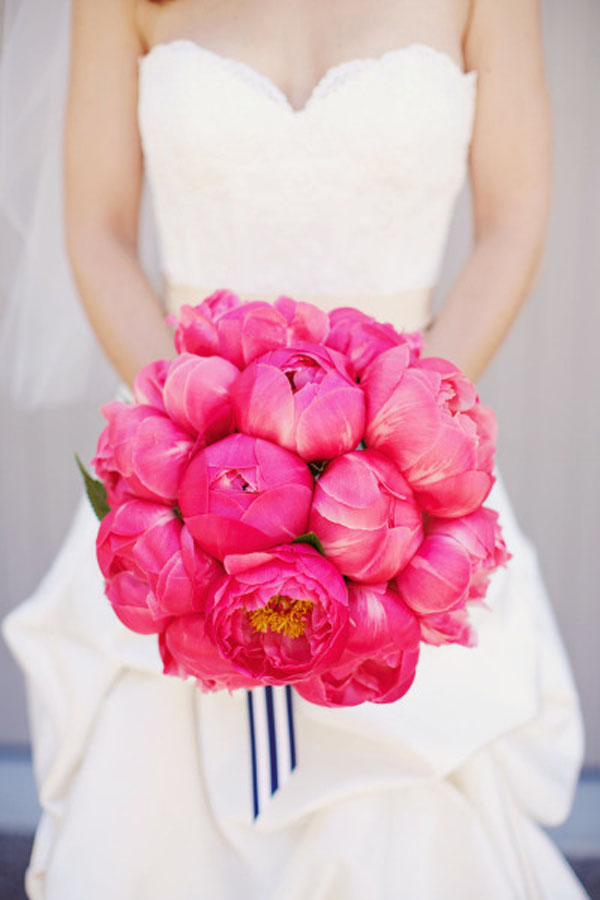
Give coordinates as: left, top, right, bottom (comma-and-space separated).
231, 343, 366, 461
85, 289, 509, 708
363, 347, 496, 517
295, 581, 421, 707
205, 544, 350, 684
178, 433, 314, 559
309, 449, 423, 583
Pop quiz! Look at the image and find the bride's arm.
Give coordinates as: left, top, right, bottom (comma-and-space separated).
422, 0, 552, 384
64, 0, 176, 390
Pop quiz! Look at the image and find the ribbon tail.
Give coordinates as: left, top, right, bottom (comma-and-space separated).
246, 685, 297, 819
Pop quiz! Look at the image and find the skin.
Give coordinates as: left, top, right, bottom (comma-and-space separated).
65, 0, 552, 388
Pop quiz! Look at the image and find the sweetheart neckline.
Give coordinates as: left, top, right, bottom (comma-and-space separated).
138, 39, 478, 116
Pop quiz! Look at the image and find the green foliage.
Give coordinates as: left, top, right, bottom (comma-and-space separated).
74, 453, 111, 522
293, 531, 325, 556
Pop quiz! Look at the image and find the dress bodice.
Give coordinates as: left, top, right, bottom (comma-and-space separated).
137, 40, 478, 330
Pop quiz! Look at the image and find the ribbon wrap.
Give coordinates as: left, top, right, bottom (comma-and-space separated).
246, 685, 297, 818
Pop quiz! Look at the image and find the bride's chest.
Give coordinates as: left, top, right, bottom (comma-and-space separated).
137, 40, 478, 190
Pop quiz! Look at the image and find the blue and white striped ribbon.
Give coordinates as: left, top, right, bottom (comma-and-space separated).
246, 685, 297, 818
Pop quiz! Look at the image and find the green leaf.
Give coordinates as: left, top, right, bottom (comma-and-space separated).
293, 531, 325, 556
74, 453, 111, 522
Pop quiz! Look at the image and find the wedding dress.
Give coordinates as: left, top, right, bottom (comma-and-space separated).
2, 40, 588, 899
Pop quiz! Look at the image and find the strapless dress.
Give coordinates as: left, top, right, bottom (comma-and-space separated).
2, 39, 587, 899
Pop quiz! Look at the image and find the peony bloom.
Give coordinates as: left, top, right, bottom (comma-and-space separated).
308, 449, 423, 583
132, 512, 222, 619
96, 498, 172, 579
97, 401, 194, 504
96, 500, 174, 634
271, 295, 330, 345
133, 359, 171, 413
91, 424, 132, 508
178, 434, 314, 559
426, 505, 512, 603
232, 343, 366, 461
395, 532, 472, 616
205, 300, 289, 369
168, 289, 331, 369
97, 499, 220, 623
160, 615, 261, 692
395, 506, 511, 648
363, 346, 497, 517
167, 289, 242, 357
105, 570, 165, 635
213, 296, 331, 369
326, 306, 424, 378
205, 543, 349, 684
294, 581, 420, 706
162, 352, 239, 442
418, 606, 478, 648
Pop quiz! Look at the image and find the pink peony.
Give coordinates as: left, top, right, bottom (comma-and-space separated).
205, 543, 349, 684
133, 359, 170, 412
363, 346, 497, 517
395, 532, 472, 615
217, 294, 329, 368
97, 499, 220, 623
418, 606, 478, 648
105, 570, 165, 635
132, 512, 222, 619
326, 306, 424, 378
166, 289, 242, 357
162, 352, 239, 442
96, 498, 171, 579
214, 296, 330, 369
167, 290, 330, 369
98, 401, 194, 504
294, 582, 420, 706
96, 501, 173, 633
91, 425, 132, 508
308, 449, 423, 583
232, 343, 366, 461
178, 434, 314, 559
271, 295, 330, 345
203, 300, 286, 369
160, 615, 261, 692
395, 506, 510, 648
167, 290, 329, 369
426, 505, 512, 603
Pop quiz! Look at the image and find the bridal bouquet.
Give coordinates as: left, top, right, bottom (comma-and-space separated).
79, 290, 510, 708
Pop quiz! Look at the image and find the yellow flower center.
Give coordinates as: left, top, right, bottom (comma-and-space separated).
248, 594, 313, 639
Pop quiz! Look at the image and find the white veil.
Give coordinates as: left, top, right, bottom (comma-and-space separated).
0, 0, 162, 409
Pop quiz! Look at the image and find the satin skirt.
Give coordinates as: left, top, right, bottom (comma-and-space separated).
2, 465, 589, 899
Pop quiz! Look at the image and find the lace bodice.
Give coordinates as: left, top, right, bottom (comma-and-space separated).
137, 40, 478, 327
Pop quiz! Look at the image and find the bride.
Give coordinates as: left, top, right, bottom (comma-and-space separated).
1, 0, 589, 897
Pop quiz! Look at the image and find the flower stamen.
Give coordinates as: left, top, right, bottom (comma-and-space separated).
248, 593, 313, 639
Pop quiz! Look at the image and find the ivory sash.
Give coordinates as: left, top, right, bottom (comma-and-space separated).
165, 281, 435, 333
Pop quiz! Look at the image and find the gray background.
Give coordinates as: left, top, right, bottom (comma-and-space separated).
1, 0, 599, 768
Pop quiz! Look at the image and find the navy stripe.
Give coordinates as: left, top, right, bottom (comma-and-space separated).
285, 685, 297, 770
246, 690, 259, 819
264, 686, 279, 794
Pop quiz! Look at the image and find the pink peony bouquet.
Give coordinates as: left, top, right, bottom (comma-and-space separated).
79, 289, 511, 708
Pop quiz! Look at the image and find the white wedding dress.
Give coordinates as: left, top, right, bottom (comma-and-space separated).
3, 40, 588, 899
